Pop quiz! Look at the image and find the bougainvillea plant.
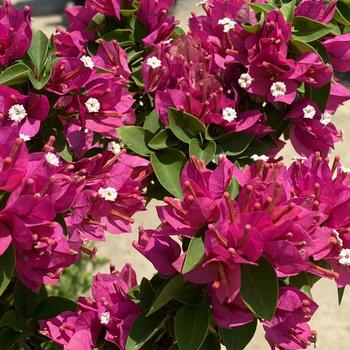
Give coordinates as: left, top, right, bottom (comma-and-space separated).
1, 0, 350, 348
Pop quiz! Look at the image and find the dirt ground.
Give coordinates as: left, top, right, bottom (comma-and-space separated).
13, 0, 350, 348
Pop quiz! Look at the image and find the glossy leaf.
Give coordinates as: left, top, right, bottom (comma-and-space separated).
189, 139, 216, 164
118, 126, 153, 156
144, 110, 162, 134
0, 63, 30, 86
0, 310, 24, 331
28, 30, 49, 74
147, 274, 187, 316
306, 83, 331, 112
280, 0, 296, 22
168, 108, 206, 144
338, 287, 346, 306
242, 12, 265, 33
220, 319, 257, 350
217, 133, 254, 156
33, 296, 76, 321
182, 236, 205, 274
240, 258, 278, 320
334, 2, 350, 25
148, 129, 178, 150
0, 245, 15, 297
126, 311, 166, 350
199, 333, 221, 350
0, 327, 20, 350
174, 304, 209, 350
227, 177, 240, 200
150, 149, 186, 198
249, 3, 276, 13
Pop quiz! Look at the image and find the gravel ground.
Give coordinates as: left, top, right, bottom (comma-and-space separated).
11, 0, 350, 348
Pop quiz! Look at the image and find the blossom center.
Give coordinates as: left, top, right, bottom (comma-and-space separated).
238, 73, 253, 89
108, 141, 121, 155
80, 55, 95, 69
100, 311, 110, 325
19, 133, 31, 141
270, 82, 287, 97
303, 105, 316, 119
8, 104, 27, 122
147, 56, 162, 69
45, 152, 60, 167
218, 17, 237, 33
251, 154, 269, 162
98, 187, 118, 202
339, 248, 350, 266
320, 112, 331, 125
85, 97, 101, 113
222, 107, 237, 122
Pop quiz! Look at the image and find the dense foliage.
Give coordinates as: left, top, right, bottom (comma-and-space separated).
1, 0, 350, 349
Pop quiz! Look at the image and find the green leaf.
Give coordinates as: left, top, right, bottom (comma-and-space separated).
226, 177, 240, 200
242, 13, 265, 34
182, 236, 205, 274
140, 278, 156, 310
338, 287, 346, 305
220, 319, 257, 350
0, 245, 15, 297
33, 296, 76, 321
305, 83, 331, 112
189, 139, 216, 165
125, 311, 166, 350
174, 304, 209, 350
216, 133, 254, 156
289, 272, 320, 297
0, 327, 20, 350
28, 30, 49, 75
144, 110, 162, 134
103, 29, 134, 44
87, 13, 106, 30
168, 108, 206, 144
280, 0, 296, 22
0, 311, 24, 331
172, 26, 186, 39
249, 3, 276, 14
128, 285, 141, 304
334, 2, 350, 26
150, 149, 186, 198
240, 258, 278, 320
199, 333, 221, 350
0, 63, 30, 86
148, 129, 178, 150
175, 284, 202, 305
147, 274, 187, 316
118, 126, 153, 156
292, 16, 339, 42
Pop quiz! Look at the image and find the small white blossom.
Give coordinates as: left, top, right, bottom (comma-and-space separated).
251, 154, 269, 162
45, 152, 60, 167
19, 133, 31, 141
333, 229, 343, 247
320, 112, 332, 126
339, 248, 350, 266
163, 38, 173, 45
147, 56, 162, 69
108, 141, 121, 155
8, 104, 27, 122
218, 17, 237, 33
85, 98, 101, 113
303, 105, 316, 119
270, 81, 287, 98
80, 55, 95, 69
196, 0, 207, 5
100, 312, 110, 325
222, 107, 237, 122
98, 187, 118, 202
238, 73, 253, 89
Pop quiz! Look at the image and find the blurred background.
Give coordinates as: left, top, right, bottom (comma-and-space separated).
11, 0, 350, 348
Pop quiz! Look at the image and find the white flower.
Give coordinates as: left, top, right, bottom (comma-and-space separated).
147, 56, 162, 69
341, 166, 350, 174
270, 82, 287, 98
85, 97, 101, 113
320, 112, 332, 126
19, 133, 31, 141
302, 105, 316, 119
333, 229, 343, 247
238, 73, 253, 89
163, 38, 173, 45
251, 154, 269, 162
222, 107, 237, 122
80, 55, 95, 69
218, 17, 237, 33
45, 152, 60, 167
339, 248, 350, 266
8, 104, 27, 122
100, 312, 110, 325
98, 187, 118, 202
108, 141, 121, 155
196, 0, 207, 5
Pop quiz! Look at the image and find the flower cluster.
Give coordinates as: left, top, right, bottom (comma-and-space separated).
135, 152, 350, 348
40, 264, 140, 350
